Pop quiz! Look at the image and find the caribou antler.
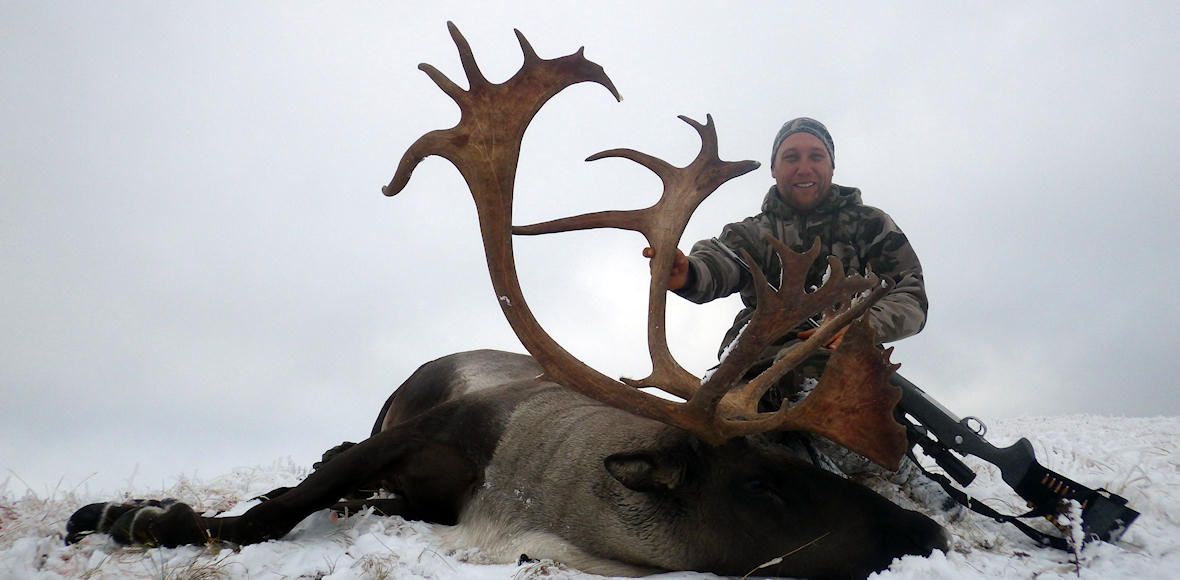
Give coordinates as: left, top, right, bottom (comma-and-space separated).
384, 23, 906, 470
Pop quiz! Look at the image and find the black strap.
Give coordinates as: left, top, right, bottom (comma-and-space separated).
907, 448, 1073, 551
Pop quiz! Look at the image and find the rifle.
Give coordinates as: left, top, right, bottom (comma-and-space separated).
894, 373, 1139, 549
706, 237, 1139, 549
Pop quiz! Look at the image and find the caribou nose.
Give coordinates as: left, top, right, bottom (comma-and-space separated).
934, 526, 951, 553
882, 508, 949, 561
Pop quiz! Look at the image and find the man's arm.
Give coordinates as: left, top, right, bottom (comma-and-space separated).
862, 214, 928, 343
673, 224, 758, 304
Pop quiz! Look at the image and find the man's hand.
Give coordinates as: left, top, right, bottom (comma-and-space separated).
642, 247, 689, 291
797, 324, 849, 348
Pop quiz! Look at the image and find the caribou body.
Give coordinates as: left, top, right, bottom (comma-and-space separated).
381, 350, 948, 578
68, 24, 949, 579
69, 349, 946, 579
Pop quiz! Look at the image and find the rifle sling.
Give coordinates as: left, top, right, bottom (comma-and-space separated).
906, 448, 1074, 551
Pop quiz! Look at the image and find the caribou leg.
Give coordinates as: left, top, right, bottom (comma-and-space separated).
66, 412, 483, 546
250, 441, 371, 503
223, 427, 479, 542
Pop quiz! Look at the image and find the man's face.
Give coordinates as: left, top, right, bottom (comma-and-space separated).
771, 132, 834, 212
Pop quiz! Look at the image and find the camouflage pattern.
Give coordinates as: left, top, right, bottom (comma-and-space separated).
676, 184, 928, 358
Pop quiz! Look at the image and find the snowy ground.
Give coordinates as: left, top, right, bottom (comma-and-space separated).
2, 415, 1176, 579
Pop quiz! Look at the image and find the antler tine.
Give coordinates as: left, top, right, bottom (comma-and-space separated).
509, 149, 672, 238
446, 21, 490, 90
678, 114, 720, 163
512, 208, 648, 237
513, 28, 540, 63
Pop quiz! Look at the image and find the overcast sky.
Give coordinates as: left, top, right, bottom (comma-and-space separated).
4, 2, 1178, 496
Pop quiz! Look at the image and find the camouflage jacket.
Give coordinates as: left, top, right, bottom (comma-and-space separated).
675, 185, 928, 357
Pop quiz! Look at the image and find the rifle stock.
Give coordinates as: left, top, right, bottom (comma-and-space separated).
894, 373, 1036, 488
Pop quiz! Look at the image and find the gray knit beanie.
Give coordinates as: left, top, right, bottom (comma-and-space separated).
770, 117, 835, 168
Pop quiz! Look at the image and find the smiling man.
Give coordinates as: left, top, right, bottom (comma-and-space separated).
645, 117, 927, 399
770, 119, 836, 212
643, 118, 949, 511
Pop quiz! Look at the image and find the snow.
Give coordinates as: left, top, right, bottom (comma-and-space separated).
2, 415, 1176, 579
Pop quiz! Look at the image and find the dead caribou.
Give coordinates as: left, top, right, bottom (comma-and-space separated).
66, 23, 947, 579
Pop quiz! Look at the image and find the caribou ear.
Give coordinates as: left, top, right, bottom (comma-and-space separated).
604, 451, 687, 492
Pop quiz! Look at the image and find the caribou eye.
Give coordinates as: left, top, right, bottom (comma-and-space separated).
743, 479, 777, 497
742, 478, 790, 509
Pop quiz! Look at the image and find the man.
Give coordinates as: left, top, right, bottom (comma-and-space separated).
645, 118, 953, 512
649, 117, 925, 365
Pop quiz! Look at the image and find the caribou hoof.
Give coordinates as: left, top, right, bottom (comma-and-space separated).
66, 499, 207, 547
